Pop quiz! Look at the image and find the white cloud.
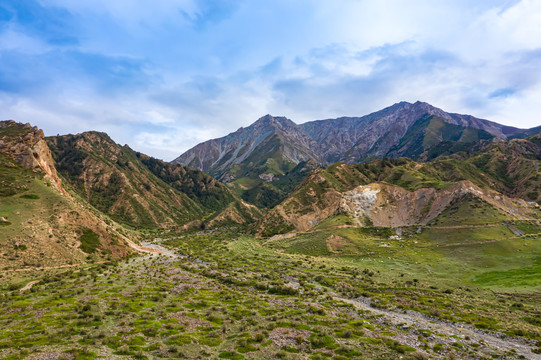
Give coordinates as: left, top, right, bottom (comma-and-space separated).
0, 26, 50, 54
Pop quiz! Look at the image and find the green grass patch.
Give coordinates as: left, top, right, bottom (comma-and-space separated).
19, 194, 40, 200
79, 228, 101, 254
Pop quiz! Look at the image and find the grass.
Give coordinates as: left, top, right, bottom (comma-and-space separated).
19, 194, 40, 199
312, 214, 353, 229
0, 153, 35, 197
428, 194, 508, 226
1, 223, 540, 359
472, 264, 541, 288
0, 230, 538, 359
415, 225, 514, 245
79, 229, 101, 254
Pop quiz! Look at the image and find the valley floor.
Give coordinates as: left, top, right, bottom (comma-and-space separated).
1, 227, 540, 359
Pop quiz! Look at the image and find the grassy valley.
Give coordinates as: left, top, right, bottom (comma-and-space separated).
1, 227, 540, 359
1, 120, 541, 359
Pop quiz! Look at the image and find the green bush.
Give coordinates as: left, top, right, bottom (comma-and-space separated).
80, 228, 101, 254
20, 194, 40, 199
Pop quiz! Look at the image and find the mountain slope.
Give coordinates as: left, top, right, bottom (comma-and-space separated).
460, 135, 541, 202
174, 114, 321, 179
174, 114, 321, 208
47, 132, 259, 229
258, 135, 541, 236
302, 101, 519, 163
177, 101, 524, 173
0, 121, 133, 270
385, 114, 494, 161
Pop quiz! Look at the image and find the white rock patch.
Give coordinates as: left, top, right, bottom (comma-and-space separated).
341, 186, 380, 225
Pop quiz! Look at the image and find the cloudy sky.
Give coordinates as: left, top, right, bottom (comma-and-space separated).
1, 0, 540, 160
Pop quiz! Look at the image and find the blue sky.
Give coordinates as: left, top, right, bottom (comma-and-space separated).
1, 0, 540, 160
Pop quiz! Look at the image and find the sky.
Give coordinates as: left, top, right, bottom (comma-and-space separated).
1, 0, 541, 160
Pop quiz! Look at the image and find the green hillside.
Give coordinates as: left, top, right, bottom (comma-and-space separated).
47, 132, 258, 229
386, 115, 494, 161
259, 134, 541, 237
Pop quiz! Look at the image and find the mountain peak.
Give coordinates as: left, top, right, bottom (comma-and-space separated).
250, 114, 296, 130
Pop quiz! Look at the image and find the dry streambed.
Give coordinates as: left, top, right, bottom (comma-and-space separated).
332, 292, 540, 359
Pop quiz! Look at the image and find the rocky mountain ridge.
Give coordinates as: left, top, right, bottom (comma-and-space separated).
0, 120, 65, 195
175, 114, 321, 180
0, 121, 134, 270
175, 101, 527, 179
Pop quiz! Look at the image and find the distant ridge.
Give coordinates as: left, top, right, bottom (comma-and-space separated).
173, 101, 534, 208
174, 101, 526, 177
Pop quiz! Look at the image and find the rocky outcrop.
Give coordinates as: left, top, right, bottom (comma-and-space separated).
0, 121, 135, 270
261, 179, 535, 234
341, 181, 533, 227
0, 120, 66, 195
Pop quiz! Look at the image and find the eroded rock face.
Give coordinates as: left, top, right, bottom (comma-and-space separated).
263, 187, 343, 233
263, 177, 536, 235
341, 187, 380, 225
0, 121, 66, 195
341, 181, 533, 227
259, 173, 278, 182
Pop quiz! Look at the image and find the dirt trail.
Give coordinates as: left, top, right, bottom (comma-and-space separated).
332, 293, 540, 359
4, 238, 167, 274
19, 280, 41, 291
429, 223, 505, 229
124, 238, 165, 254
5, 263, 86, 273
293, 222, 515, 235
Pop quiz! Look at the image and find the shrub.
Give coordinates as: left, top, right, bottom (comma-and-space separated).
80, 228, 101, 254
20, 194, 40, 199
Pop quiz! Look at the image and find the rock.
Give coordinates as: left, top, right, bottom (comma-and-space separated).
259, 173, 278, 182
0, 121, 67, 195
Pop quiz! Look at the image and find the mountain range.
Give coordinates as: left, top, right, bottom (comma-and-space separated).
174, 101, 535, 208
259, 134, 541, 236
0, 121, 259, 271
1, 101, 540, 268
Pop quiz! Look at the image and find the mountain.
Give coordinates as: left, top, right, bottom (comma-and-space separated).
258, 135, 541, 236
385, 114, 494, 161
301, 101, 519, 163
0, 121, 132, 271
176, 101, 525, 171
173, 115, 321, 208
175, 101, 531, 208
47, 131, 260, 229
460, 135, 541, 202
175, 115, 321, 178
